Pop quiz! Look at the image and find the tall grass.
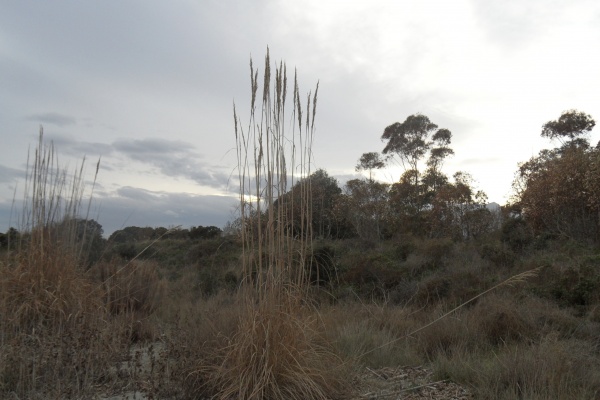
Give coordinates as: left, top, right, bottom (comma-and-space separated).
235, 50, 316, 292
0, 129, 164, 398
197, 49, 346, 399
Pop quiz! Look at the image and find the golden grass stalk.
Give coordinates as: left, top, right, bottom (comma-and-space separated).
200, 48, 346, 399
2, 128, 102, 331
234, 48, 318, 296
0, 128, 124, 398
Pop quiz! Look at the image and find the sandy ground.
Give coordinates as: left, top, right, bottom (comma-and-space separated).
97, 343, 473, 399
352, 365, 473, 400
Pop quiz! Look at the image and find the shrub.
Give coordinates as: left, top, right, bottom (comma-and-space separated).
479, 242, 517, 267
415, 237, 454, 269
394, 235, 415, 261
307, 244, 338, 285
501, 217, 533, 252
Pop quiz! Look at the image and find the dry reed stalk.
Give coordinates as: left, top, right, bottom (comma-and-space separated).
234, 49, 318, 297
1, 128, 103, 329
0, 129, 127, 398
199, 49, 346, 400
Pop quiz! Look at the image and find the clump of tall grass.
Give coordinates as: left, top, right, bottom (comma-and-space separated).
0, 130, 127, 397
1, 130, 103, 330
89, 259, 166, 342
194, 49, 347, 399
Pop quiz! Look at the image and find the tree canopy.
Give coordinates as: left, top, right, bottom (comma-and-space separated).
513, 110, 599, 242
541, 109, 595, 144
381, 114, 454, 182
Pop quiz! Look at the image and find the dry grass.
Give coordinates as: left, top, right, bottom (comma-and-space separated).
185, 49, 349, 399
202, 290, 347, 400
0, 130, 127, 398
0, 130, 162, 398
433, 337, 600, 399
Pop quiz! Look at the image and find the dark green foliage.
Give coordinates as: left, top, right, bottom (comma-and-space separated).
189, 225, 222, 240
414, 268, 485, 307
541, 109, 595, 143
341, 252, 404, 298
501, 217, 532, 252
355, 152, 385, 181
307, 244, 337, 285
109, 226, 158, 243
223, 271, 239, 291
552, 266, 600, 307
394, 239, 415, 262
0, 227, 20, 249
344, 178, 389, 240
197, 267, 220, 297
479, 242, 516, 267
381, 114, 441, 172
187, 238, 240, 267
417, 237, 454, 269
274, 169, 343, 239
113, 243, 138, 260
67, 218, 106, 267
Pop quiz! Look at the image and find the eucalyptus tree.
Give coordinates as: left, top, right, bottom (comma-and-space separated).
355, 151, 385, 182
513, 109, 599, 242
381, 114, 455, 233
381, 114, 454, 187
541, 109, 595, 145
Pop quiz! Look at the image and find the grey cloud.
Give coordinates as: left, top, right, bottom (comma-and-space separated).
113, 139, 191, 156
26, 112, 76, 127
0, 2, 253, 109
0, 187, 238, 236
471, 1, 554, 50
113, 138, 230, 189
0, 164, 25, 183
41, 133, 112, 159
93, 187, 238, 235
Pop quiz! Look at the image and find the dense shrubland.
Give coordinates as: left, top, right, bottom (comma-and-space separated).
1, 51, 599, 399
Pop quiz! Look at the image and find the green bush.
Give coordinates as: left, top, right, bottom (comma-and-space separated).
394, 239, 415, 262
501, 217, 533, 252
479, 242, 516, 267
416, 237, 454, 269
307, 244, 338, 285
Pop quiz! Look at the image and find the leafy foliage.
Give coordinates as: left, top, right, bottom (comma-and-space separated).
274, 169, 345, 239
513, 110, 599, 243
355, 152, 385, 181
381, 114, 454, 183
541, 109, 595, 143
344, 178, 390, 240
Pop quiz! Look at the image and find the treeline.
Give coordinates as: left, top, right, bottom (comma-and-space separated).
235, 113, 498, 243
1, 224, 223, 247
231, 110, 599, 249
108, 225, 222, 242
2, 110, 596, 253
0, 222, 224, 266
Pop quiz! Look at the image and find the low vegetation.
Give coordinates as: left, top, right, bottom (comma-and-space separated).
2, 52, 600, 399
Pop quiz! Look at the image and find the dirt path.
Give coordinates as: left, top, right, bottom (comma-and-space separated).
352, 365, 473, 400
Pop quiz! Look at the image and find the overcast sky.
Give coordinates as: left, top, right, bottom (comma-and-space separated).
1, 0, 599, 236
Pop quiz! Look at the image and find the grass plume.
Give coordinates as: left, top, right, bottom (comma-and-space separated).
198, 48, 345, 400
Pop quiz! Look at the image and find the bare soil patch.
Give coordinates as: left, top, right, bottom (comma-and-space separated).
352, 365, 473, 400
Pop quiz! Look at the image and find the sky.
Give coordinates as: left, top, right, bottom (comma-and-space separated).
1, 0, 600, 236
